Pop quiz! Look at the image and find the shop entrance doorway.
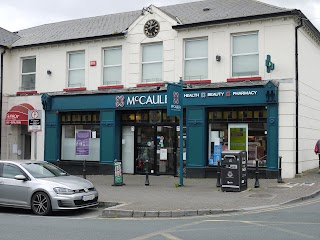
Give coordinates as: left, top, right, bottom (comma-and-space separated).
135, 125, 177, 175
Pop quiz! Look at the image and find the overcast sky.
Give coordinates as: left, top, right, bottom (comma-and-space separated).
1, 0, 319, 32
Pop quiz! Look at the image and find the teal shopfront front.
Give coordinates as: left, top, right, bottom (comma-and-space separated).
42, 80, 278, 178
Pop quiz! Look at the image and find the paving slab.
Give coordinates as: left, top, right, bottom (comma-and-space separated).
83, 168, 320, 218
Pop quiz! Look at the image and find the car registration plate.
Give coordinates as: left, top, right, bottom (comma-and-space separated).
82, 194, 95, 201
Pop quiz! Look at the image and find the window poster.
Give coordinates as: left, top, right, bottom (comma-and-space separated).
75, 129, 91, 156
228, 123, 248, 151
160, 148, 168, 160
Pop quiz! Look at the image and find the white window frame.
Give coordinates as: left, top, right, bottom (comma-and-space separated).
231, 32, 259, 77
103, 46, 122, 85
184, 37, 208, 80
68, 51, 85, 88
21, 57, 36, 90
141, 42, 163, 83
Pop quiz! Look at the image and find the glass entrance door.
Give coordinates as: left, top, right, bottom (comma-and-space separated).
135, 126, 155, 174
156, 126, 176, 175
135, 125, 177, 175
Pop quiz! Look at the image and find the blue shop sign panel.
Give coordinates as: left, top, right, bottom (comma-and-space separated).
167, 83, 183, 116
112, 88, 265, 109
51, 84, 276, 111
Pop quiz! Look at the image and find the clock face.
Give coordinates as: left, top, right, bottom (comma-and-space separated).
144, 19, 160, 38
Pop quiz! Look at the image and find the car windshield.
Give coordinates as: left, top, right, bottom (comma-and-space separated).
21, 162, 69, 178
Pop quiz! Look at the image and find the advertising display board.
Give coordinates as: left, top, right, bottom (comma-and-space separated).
228, 124, 248, 151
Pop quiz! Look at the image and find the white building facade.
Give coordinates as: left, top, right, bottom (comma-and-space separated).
1, 0, 320, 178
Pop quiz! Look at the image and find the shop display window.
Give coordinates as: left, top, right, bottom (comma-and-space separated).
60, 111, 100, 161
121, 110, 182, 124
208, 106, 267, 167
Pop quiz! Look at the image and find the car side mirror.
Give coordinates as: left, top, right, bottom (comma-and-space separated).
14, 175, 27, 181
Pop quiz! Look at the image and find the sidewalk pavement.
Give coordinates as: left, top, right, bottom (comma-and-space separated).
85, 168, 320, 218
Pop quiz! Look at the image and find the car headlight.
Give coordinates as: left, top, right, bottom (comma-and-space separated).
53, 187, 74, 195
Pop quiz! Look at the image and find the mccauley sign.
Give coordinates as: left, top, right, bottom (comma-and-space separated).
114, 88, 264, 109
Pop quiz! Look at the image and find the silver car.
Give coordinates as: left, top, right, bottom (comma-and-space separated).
0, 160, 99, 216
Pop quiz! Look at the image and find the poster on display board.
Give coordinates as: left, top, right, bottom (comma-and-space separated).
228, 124, 248, 151
75, 130, 91, 156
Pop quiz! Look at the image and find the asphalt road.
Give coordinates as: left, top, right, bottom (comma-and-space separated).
1, 196, 320, 240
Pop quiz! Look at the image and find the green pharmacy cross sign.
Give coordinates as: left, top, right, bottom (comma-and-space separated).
265, 55, 275, 73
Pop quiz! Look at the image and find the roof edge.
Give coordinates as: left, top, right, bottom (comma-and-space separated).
173, 10, 299, 30
11, 32, 126, 49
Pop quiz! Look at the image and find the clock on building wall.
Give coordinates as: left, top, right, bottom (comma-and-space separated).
144, 19, 160, 38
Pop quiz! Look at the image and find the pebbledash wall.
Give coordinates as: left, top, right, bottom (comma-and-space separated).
42, 81, 279, 178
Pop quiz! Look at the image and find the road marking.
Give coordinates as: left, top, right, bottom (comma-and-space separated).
299, 183, 315, 186
160, 232, 182, 240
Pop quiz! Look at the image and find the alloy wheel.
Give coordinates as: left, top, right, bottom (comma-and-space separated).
31, 192, 52, 216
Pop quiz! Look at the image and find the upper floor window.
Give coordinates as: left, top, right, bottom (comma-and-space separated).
184, 38, 208, 80
21, 57, 36, 90
68, 51, 85, 87
103, 47, 122, 85
232, 32, 258, 77
142, 43, 163, 83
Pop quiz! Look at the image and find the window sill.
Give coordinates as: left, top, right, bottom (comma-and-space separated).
16, 90, 38, 95
182, 80, 211, 84
136, 83, 165, 87
98, 85, 124, 90
227, 77, 262, 82
63, 87, 87, 92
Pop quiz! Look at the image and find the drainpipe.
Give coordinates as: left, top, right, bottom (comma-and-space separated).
295, 16, 303, 175
0, 47, 6, 157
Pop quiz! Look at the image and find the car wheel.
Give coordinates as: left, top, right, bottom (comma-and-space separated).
31, 192, 52, 216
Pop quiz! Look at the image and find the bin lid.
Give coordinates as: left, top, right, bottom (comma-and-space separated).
222, 150, 246, 154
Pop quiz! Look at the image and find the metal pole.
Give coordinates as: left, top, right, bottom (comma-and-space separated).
179, 109, 184, 186
83, 159, 86, 179
34, 132, 37, 160
179, 78, 184, 186
278, 156, 284, 183
254, 160, 260, 188
145, 160, 150, 186
216, 160, 221, 187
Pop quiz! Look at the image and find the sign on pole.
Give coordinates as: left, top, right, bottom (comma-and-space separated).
167, 83, 183, 117
28, 110, 42, 132
75, 130, 91, 156
167, 81, 184, 186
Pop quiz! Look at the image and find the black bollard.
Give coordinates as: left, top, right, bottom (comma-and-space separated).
145, 160, 150, 186
83, 159, 86, 179
56, 159, 60, 168
277, 156, 284, 183
254, 160, 260, 188
216, 160, 221, 187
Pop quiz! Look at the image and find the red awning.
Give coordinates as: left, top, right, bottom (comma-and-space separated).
5, 103, 34, 125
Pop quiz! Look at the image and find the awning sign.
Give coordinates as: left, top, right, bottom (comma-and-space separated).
5, 103, 34, 125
